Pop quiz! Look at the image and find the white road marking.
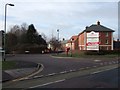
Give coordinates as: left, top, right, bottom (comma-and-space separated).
29, 79, 65, 88
71, 69, 76, 71
12, 77, 29, 82
34, 75, 44, 78
70, 70, 73, 72
60, 71, 67, 74
91, 66, 117, 75
94, 60, 101, 62
79, 68, 84, 70
91, 71, 102, 74
47, 73, 56, 76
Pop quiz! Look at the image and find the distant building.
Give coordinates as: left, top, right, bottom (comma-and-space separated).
61, 39, 68, 51
113, 39, 120, 50
66, 35, 79, 50
66, 21, 115, 51
78, 21, 114, 51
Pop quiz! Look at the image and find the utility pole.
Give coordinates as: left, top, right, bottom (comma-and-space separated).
3, 3, 14, 61
57, 29, 59, 54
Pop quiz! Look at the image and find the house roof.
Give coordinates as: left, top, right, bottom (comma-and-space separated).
61, 40, 68, 44
79, 21, 115, 36
67, 35, 78, 43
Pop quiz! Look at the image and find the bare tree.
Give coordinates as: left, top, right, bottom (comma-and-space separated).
49, 37, 61, 51
41, 33, 47, 41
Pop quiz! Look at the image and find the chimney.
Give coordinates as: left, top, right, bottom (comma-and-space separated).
63, 38, 65, 41
117, 39, 119, 42
86, 26, 88, 29
97, 21, 100, 25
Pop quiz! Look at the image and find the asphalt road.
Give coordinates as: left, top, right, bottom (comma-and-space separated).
6, 54, 118, 76
3, 64, 118, 88
3, 54, 119, 89
39, 68, 119, 88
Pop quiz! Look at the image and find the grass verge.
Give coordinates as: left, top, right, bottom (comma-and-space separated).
53, 52, 119, 58
2, 61, 16, 70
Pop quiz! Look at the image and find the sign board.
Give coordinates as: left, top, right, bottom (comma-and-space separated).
87, 31, 99, 50
87, 31, 99, 37
87, 46, 99, 50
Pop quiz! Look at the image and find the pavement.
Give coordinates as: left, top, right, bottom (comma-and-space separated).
2, 61, 42, 82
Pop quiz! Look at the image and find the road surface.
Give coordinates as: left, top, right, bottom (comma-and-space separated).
6, 54, 118, 76
38, 68, 119, 88
3, 54, 119, 88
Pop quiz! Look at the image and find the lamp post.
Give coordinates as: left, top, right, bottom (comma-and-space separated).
57, 29, 59, 41
70, 38, 73, 57
70, 38, 74, 57
57, 29, 59, 54
3, 3, 14, 61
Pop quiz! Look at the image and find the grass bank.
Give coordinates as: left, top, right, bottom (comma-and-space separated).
1, 61, 16, 70
53, 51, 119, 58
54, 54, 118, 58
1, 60, 38, 70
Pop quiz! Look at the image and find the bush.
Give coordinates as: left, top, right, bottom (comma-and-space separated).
12, 43, 47, 54
84, 50, 104, 55
99, 50, 120, 55
84, 50, 120, 55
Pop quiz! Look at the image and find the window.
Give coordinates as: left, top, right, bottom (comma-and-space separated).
106, 47, 109, 50
99, 38, 101, 44
105, 32, 108, 37
105, 39, 108, 44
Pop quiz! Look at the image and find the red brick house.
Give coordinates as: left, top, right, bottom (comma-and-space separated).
66, 35, 79, 50
78, 21, 114, 51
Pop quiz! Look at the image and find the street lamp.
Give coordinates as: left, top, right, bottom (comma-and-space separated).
70, 38, 74, 57
57, 29, 59, 54
3, 3, 14, 61
57, 29, 59, 41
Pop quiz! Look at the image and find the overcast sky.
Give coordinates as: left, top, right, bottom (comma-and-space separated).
0, 0, 119, 41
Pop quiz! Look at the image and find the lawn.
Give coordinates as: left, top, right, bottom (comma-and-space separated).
53, 52, 119, 59
1, 61, 16, 70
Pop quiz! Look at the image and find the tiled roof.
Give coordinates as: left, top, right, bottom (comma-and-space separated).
85, 24, 114, 32
79, 22, 115, 36
67, 35, 78, 43
61, 40, 68, 44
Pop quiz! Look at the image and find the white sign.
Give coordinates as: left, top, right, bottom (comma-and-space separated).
87, 31, 99, 37
87, 31, 99, 50
87, 46, 99, 50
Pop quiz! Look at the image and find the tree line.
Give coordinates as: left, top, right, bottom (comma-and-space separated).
2, 23, 62, 54
5, 23, 47, 54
